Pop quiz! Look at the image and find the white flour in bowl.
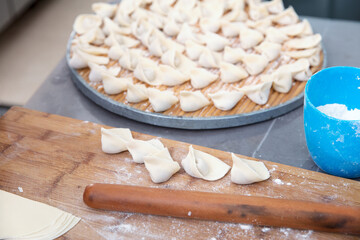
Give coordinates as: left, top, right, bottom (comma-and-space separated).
317, 103, 360, 120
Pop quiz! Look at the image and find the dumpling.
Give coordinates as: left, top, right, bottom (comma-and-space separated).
283, 47, 318, 59
69, 47, 109, 69
179, 91, 210, 112
119, 48, 142, 71
105, 30, 140, 48
308, 47, 321, 67
161, 49, 197, 74
101, 127, 133, 154
126, 83, 148, 103
157, 65, 189, 86
102, 17, 131, 36
200, 18, 221, 33
231, 153, 270, 184
254, 41, 281, 61
261, 70, 293, 93
237, 81, 272, 105
177, 23, 203, 44
273, 6, 299, 25
190, 68, 218, 89
279, 19, 312, 37
108, 44, 126, 61
102, 73, 132, 95
198, 48, 221, 68
264, 0, 284, 14
143, 148, 181, 183
239, 27, 264, 49
223, 46, 246, 64
150, 0, 175, 15
76, 43, 108, 55
77, 27, 105, 45
242, 54, 269, 76
277, 58, 311, 81
246, 16, 273, 34
222, 5, 247, 22
220, 62, 248, 83
127, 138, 165, 163
284, 34, 322, 50
248, 1, 269, 21
265, 27, 288, 44
181, 145, 230, 181
147, 88, 179, 112
200, 0, 225, 19
185, 40, 206, 61
209, 90, 244, 111
92, 2, 117, 18
163, 18, 180, 36
133, 58, 161, 85
221, 21, 244, 37
88, 62, 108, 82
204, 32, 230, 51
73, 14, 102, 34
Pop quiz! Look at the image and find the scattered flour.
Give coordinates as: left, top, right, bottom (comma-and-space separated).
274, 179, 284, 185
187, 211, 192, 216
18, 187, 23, 192
317, 103, 360, 120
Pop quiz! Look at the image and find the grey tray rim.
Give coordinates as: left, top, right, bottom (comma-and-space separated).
66, 31, 327, 130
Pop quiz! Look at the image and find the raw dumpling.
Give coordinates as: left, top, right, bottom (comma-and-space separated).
105, 30, 140, 48
185, 40, 206, 61
222, 0, 247, 22
273, 6, 299, 25
127, 138, 165, 163
103, 17, 131, 36
179, 91, 210, 112
223, 46, 246, 64
73, 14, 102, 34
231, 153, 270, 184
181, 145, 230, 181
200, 17, 221, 33
119, 48, 142, 71
237, 81, 272, 105
242, 54, 269, 76
103, 73, 132, 95
147, 88, 179, 112
161, 49, 197, 74
209, 90, 244, 111
283, 47, 318, 59
239, 27, 264, 49
163, 18, 180, 36
133, 58, 161, 85
254, 41, 281, 61
277, 58, 311, 81
177, 23, 203, 44
264, 0, 284, 14
101, 127, 133, 154
284, 34, 322, 50
143, 148, 181, 183
220, 62, 248, 83
204, 32, 229, 51
248, 1, 269, 21
88, 62, 108, 82
77, 27, 105, 45
221, 21, 244, 37
69, 47, 109, 69
265, 27, 288, 44
190, 68, 218, 89
157, 65, 189, 86
246, 16, 273, 34
126, 83, 148, 103
198, 48, 221, 68
92, 2, 117, 18
279, 19, 312, 37
261, 70, 293, 93
76, 43, 108, 55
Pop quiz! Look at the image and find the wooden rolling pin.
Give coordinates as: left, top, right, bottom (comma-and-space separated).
83, 183, 360, 235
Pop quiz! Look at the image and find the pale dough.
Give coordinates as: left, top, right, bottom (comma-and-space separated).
0, 190, 80, 240
181, 145, 230, 181
231, 153, 270, 184
101, 127, 133, 154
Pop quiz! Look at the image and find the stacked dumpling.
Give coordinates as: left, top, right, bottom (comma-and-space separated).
69, 0, 322, 114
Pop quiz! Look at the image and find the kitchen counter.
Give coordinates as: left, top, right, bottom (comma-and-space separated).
25, 16, 360, 177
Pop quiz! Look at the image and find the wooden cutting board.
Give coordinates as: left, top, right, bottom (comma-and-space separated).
0, 107, 359, 239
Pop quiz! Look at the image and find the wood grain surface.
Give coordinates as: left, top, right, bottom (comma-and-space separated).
1, 107, 359, 240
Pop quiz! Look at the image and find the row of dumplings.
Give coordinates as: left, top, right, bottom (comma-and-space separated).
101, 127, 270, 184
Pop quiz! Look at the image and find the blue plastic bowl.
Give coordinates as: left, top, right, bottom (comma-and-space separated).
304, 66, 360, 178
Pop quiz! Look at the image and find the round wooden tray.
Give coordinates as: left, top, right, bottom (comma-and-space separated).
66, 32, 326, 129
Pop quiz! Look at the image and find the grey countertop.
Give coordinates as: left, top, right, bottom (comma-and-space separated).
25, 16, 360, 178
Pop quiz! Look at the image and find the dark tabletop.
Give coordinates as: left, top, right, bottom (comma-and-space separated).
25, 16, 360, 178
